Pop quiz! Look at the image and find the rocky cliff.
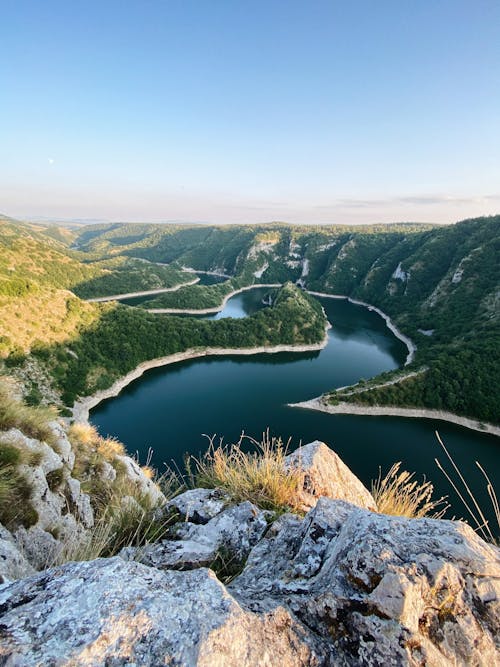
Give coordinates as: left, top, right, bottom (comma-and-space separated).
0, 419, 163, 581
0, 439, 499, 666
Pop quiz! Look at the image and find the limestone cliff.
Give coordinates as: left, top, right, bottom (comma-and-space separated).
0, 419, 163, 580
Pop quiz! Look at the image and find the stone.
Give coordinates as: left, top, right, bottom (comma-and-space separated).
0, 525, 35, 584
121, 501, 269, 571
11, 526, 60, 572
2, 428, 63, 476
231, 497, 500, 666
48, 420, 75, 469
1, 439, 499, 665
115, 454, 165, 507
65, 478, 94, 528
98, 459, 116, 482
165, 487, 231, 524
0, 558, 329, 666
284, 440, 377, 511
18, 465, 67, 533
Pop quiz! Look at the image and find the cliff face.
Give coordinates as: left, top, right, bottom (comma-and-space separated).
0, 419, 163, 581
0, 441, 499, 666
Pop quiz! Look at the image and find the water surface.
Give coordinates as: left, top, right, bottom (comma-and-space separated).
92, 291, 499, 526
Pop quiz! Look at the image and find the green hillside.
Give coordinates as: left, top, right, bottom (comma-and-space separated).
0, 217, 327, 408
0, 214, 498, 423
72, 215, 500, 424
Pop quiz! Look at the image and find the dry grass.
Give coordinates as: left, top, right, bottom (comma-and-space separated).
435, 431, 499, 544
65, 420, 184, 561
68, 422, 98, 447
55, 466, 182, 564
188, 431, 303, 513
0, 289, 101, 357
0, 377, 56, 444
69, 423, 125, 461
372, 462, 448, 519
96, 435, 125, 459
0, 440, 38, 528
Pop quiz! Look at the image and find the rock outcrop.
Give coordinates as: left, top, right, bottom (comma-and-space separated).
0, 420, 165, 579
0, 441, 499, 666
230, 497, 500, 665
0, 559, 329, 666
121, 499, 269, 571
284, 440, 377, 511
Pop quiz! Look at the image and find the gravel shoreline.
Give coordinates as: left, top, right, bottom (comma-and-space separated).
289, 397, 500, 437
85, 278, 200, 302
145, 283, 282, 314
306, 291, 416, 365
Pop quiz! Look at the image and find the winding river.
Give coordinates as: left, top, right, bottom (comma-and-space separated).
92, 287, 499, 524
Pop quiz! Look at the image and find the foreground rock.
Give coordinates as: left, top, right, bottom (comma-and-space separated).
121, 500, 268, 571
0, 526, 35, 584
230, 497, 500, 666
1, 498, 499, 665
0, 558, 328, 666
284, 440, 377, 511
0, 440, 499, 665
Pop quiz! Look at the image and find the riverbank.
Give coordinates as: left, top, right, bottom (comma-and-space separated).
136, 280, 416, 369
182, 266, 232, 278
72, 325, 330, 423
289, 397, 500, 437
306, 291, 416, 365
146, 283, 282, 314
85, 278, 200, 303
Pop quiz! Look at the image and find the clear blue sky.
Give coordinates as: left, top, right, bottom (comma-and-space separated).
2, 0, 499, 224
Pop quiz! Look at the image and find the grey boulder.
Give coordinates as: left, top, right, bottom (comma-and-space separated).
0, 558, 328, 666
284, 440, 377, 511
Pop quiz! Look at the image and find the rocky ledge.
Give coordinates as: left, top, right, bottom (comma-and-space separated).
0, 441, 499, 666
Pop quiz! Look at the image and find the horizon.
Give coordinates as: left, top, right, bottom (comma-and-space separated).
10, 213, 498, 229
2, 1, 500, 225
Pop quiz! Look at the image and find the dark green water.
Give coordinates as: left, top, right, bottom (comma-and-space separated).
92, 291, 499, 525
206, 287, 268, 320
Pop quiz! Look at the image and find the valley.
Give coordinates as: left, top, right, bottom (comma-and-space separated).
1, 213, 498, 524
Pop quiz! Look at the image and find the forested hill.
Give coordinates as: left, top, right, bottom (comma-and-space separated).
71, 215, 500, 424
0, 214, 498, 423
72, 215, 498, 344
0, 216, 327, 408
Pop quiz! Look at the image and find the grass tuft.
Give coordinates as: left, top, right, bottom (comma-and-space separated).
188, 431, 303, 514
0, 441, 38, 528
65, 421, 186, 561
55, 467, 182, 563
68, 422, 99, 448
0, 377, 56, 444
96, 435, 125, 459
372, 462, 448, 519
435, 431, 499, 544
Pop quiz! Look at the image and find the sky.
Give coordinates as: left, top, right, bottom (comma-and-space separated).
2, 0, 500, 225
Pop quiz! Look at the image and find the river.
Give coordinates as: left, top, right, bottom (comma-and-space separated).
92, 287, 499, 526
